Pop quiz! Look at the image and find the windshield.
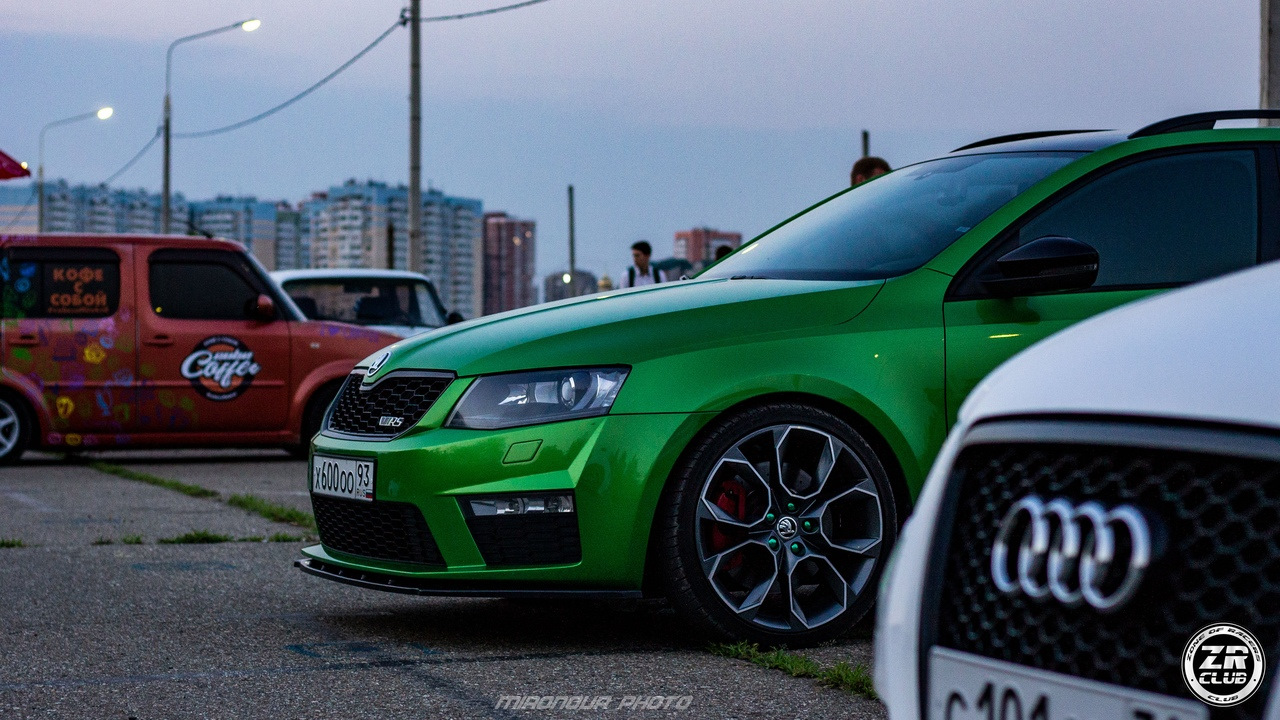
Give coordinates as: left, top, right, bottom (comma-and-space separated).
701, 152, 1082, 281
282, 278, 447, 329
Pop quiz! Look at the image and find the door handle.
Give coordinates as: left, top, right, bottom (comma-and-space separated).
143, 334, 175, 347
10, 333, 38, 347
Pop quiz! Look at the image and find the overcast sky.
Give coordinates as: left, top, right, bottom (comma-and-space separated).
0, 0, 1259, 280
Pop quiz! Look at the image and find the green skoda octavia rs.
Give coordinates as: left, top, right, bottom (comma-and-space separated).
298, 111, 1280, 645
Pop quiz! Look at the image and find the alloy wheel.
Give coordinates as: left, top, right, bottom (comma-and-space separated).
0, 398, 21, 458
694, 424, 883, 632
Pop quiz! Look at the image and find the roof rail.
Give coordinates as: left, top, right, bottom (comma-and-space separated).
1129, 110, 1280, 139
952, 129, 1107, 153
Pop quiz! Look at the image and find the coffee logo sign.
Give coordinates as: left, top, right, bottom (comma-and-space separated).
181, 336, 261, 401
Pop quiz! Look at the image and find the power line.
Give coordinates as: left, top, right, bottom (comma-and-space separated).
173, 19, 401, 140
420, 0, 553, 22
97, 0, 555, 182
102, 128, 162, 185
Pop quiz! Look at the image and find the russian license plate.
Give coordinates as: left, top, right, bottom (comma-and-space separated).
930, 648, 1207, 720
311, 455, 375, 502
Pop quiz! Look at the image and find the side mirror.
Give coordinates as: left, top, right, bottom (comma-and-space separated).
981, 236, 1099, 298
445, 311, 465, 325
251, 293, 277, 322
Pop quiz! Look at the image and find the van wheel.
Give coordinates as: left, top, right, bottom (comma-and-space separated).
658, 402, 897, 647
0, 392, 32, 465
286, 382, 342, 459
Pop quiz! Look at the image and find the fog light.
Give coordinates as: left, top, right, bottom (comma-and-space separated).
468, 493, 575, 517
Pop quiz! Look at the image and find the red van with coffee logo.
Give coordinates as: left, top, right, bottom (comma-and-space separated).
0, 234, 401, 463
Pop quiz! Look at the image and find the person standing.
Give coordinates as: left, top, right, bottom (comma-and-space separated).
850, 156, 891, 186
624, 241, 665, 287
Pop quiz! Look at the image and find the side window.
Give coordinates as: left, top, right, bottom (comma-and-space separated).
2, 248, 121, 319
1015, 149, 1258, 288
150, 259, 258, 320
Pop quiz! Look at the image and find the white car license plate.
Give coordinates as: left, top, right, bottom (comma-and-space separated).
311, 455, 375, 502
930, 648, 1207, 720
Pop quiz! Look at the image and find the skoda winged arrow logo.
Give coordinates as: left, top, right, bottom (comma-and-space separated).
365, 351, 391, 378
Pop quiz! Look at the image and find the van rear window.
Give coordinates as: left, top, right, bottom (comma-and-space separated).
2, 248, 121, 319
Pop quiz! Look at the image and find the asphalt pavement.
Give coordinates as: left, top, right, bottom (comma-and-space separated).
0, 451, 883, 719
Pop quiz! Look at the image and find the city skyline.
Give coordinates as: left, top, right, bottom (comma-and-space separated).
2, 1, 1257, 286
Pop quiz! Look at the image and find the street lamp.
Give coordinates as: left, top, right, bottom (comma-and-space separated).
162, 18, 260, 233
37, 107, 114, 232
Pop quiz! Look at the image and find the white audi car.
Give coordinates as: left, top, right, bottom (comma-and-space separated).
877, 259, 1280, 720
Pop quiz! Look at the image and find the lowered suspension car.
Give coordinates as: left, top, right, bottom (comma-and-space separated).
297, 111, 1280, 645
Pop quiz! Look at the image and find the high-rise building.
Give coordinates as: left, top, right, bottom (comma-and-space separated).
482, 212, 536, 315
188, 196, 281, 269
0, 181, 190, 236
673, 227, 743, 266
274, 203, 306, 270
543, 269, 597, 303
301, 180, 484, 318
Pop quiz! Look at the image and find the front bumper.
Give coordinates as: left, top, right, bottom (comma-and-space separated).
300, 411, 709, 592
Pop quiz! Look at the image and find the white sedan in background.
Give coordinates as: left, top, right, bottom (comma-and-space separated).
271, 268, 460, 338
877, 259, 1280, 720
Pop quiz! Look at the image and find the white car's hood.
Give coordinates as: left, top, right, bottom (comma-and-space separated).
960, 259, 1280, 432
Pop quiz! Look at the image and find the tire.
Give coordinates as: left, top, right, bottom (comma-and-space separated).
658, 402, 898, 647
0, 391, 32, 465
287, 382, 341, 459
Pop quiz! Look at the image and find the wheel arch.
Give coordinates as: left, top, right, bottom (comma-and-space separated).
640, 389, 914, 596
0, 373, 50, 445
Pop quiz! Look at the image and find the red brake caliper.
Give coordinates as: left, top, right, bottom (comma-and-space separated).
710, 478, 748, 571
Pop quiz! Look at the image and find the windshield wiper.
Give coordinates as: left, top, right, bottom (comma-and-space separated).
729, 275, 771, 280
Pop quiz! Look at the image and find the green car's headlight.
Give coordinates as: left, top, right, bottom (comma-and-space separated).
445, 367, 629, 430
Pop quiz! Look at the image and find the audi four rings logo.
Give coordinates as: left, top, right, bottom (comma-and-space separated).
990, 495, 1152, 611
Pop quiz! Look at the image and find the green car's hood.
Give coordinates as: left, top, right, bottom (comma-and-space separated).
379, 277, 884, 376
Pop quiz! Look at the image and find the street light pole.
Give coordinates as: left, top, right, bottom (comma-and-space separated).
37, 107, 114, 232
162, 18, 260, 234
408, 0, 423, 272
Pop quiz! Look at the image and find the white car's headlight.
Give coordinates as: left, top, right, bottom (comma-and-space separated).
445, 368, 629, 430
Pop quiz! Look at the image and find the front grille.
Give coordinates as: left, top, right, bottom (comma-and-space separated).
326, 371, 452, 438
312, 494, 444, 566
464, 512, 581, 566
934, 431, 1280, 720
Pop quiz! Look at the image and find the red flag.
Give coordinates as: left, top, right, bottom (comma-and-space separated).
0, 149, 31, 180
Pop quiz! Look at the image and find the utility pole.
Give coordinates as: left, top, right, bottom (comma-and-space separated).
567, 184, 576, 296
1265, 0, 1280, 122
861, 130, 870, 158
162, 93, 172, 233
408, 0, 423, 272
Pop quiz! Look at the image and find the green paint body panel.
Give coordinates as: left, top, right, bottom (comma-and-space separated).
308, 129, 1274, 592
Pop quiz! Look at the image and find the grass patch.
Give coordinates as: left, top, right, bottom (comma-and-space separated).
268, 532, 304, 543
92, 537, 114, 546
121, 534, 144, 545
818, 661, 877, 698
239, 536, 265, 543
0, 538, 27, 549
90, 462, 218, 499
158, 530, 233, 545
227, 494, 316, 531
709, 642, 877, 700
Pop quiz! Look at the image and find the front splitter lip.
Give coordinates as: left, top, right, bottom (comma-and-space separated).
295, 557, 642, 599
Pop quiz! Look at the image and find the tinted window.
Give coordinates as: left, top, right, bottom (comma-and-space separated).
700, 152, 1081, 281
151, 261, 257, 320
1016, 150, 1258, 287
2, 248, 120, 319
282, 278, 446, 328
